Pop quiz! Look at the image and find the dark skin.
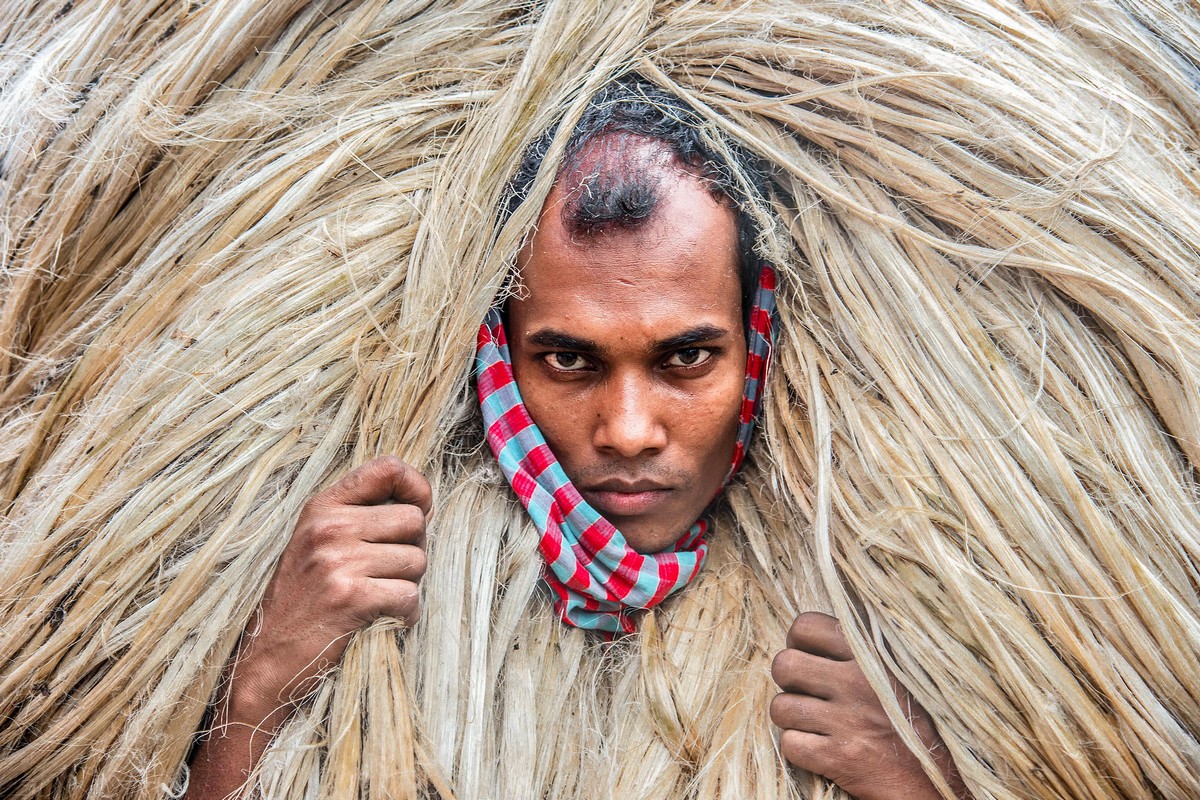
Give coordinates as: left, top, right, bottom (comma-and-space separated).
185, 141, 967, 800
772, 612, 969, 800
184, 457, 430, 799
506, 151, 746, 555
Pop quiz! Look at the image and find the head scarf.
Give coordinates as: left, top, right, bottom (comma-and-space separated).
476, 265, 776, 634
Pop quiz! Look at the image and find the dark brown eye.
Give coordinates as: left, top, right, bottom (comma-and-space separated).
665, 348, 711, 367
545, 352, 588, 371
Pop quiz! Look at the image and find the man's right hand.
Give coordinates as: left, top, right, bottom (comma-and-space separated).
185, 456, 431, 800
228, 455, 432, 722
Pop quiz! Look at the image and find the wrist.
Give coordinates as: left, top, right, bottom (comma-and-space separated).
219, 661, 294, 733
225, 691, 281, 730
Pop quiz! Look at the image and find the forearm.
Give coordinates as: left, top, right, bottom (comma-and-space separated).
184, 693, 289, 800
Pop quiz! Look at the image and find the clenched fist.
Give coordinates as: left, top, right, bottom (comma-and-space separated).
771, 612, 968, 800
186, 456, 432, 800
231, 455, 432, 717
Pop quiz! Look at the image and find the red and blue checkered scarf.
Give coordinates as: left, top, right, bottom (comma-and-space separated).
476, 265, 776, 634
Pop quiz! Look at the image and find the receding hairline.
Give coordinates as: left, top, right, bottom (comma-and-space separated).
553, 131, 733, 238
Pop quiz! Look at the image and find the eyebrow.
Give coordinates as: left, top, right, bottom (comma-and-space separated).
527, 330, 598, 352
526, 323, 731, 353
653, 324, 730, 352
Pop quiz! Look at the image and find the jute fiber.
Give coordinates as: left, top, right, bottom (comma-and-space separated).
2, 1, 1198, 798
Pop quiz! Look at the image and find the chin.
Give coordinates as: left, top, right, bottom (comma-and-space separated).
620, 521, 698, 555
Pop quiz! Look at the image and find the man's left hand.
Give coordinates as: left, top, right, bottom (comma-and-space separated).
770, 611, 968, 800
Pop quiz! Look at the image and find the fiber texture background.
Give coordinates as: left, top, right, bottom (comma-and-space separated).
2, 2, 1198, 798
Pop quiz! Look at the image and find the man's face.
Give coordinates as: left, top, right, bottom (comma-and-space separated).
507, 166, 746, 554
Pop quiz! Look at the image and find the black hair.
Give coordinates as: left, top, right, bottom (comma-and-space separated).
505, 75, 768, 318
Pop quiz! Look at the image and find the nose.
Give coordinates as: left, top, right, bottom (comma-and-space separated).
592, 371, 668, 458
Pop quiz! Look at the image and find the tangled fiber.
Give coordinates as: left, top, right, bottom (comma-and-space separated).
2, 1, 1199, 798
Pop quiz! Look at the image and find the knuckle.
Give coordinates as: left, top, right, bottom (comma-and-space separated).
392, 456, 426, 486
376, 454, 407, 473
342, 467, 368, 494
376, 503, 424, 543
304, 514, 351, 547
326, 573, 363, 609
372, 580, 419, 621
369, 457, 401, 487
399, 581, 420, 607
312, 544, 352, 573
801, 609, 835, 625
378, 455, 415, 489
392, 457, 433, 504
298, 493, 335, 525
786, 615, 808, 646
415, 472, 433, 502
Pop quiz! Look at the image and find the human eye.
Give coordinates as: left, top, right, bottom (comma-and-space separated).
664, 347, 714, 368
542, 352, 591, 372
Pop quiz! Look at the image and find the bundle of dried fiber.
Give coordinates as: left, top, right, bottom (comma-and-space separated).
1, 1, 1197, 798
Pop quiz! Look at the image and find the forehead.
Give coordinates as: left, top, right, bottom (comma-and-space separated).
512, 170, 741, 340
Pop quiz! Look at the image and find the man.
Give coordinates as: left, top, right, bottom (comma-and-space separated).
3, 3, 1198, 798
185, 80, 966, 800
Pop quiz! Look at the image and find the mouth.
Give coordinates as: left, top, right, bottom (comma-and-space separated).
580, 479, 674, 518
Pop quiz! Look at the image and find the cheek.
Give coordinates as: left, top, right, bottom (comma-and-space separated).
689, 368, 745, 466
528, 395, 573, 447
510, 366, 583, 453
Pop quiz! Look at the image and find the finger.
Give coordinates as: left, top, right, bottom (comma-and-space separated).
361, 543, 427, 582
770, 692, 836, 736
786, 611, 854, 661
320, 456, 433, 514
770, 648, 836, 698
363, 577, 421, 627
343, 502, 427, 545
778, 728, 832, 775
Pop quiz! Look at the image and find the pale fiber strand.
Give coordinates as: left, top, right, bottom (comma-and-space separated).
2, 1, 1198, 799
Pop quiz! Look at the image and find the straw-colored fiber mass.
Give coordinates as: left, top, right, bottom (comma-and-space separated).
1, 1, 1198, 798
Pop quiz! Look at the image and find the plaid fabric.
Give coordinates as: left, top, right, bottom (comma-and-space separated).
475, 264, 777, 634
